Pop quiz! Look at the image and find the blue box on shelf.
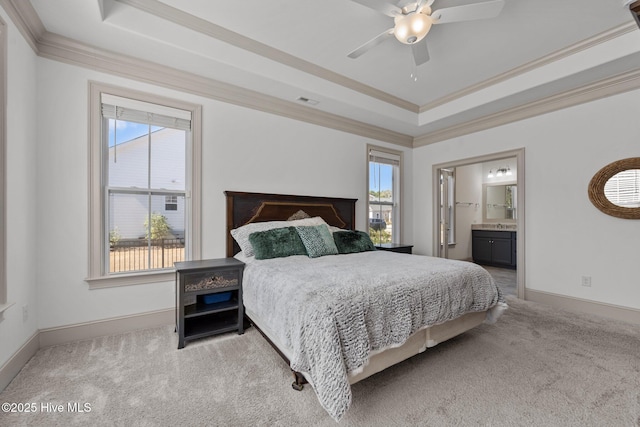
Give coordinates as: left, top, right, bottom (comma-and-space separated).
202, 292, 232, 305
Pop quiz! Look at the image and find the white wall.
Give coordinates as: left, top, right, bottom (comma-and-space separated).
0, 9, 39, 368
32, 57, 412, 330
413, 88, 640, 310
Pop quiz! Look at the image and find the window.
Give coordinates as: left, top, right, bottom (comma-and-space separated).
368, 146, 402, 244
0, 18, 6, 308
165, 195, 178, 211
88, 83, 201, 287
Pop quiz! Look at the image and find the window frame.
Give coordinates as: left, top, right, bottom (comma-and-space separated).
366, 144, 402, 245
0, 18, 6, 310
87, 82, 202, 288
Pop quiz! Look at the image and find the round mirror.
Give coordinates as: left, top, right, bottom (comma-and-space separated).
588, 158, 640, 219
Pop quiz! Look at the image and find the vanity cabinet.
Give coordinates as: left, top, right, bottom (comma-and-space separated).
472, 230, 516, 269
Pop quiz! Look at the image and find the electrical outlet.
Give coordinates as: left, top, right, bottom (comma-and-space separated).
22, 305, 28, 322
581, 276, 592, 287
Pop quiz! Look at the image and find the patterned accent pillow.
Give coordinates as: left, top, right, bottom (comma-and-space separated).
231, 216, 327, 257
287, 210, 311, 221
295, 225, 339, 258
248, 227, 307, 260
333, 230, 377, 254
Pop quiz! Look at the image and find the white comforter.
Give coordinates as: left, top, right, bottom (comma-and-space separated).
241, 251, 505, 421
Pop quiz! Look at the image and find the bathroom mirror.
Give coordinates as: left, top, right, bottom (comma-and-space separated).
588, 157, 640, 219
483, 183, 517, 222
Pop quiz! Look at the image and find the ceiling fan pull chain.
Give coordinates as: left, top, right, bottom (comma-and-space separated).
409, 50, 418, 82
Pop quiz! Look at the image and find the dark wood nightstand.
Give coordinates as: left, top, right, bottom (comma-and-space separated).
175, 258, 245, 349
375, 243, 413, 254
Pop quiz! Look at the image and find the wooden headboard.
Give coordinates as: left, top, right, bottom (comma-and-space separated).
225, 191, 357, 257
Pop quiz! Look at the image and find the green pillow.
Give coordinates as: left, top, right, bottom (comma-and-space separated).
295, 225, 339, 258
248, 227, 307, 260
333, 230, 377, 254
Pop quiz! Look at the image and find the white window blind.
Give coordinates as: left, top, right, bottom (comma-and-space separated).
369, 149, 400, 166
101, 93, 191, 131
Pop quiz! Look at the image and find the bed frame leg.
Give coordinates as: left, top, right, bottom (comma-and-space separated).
291, 370, 306, 391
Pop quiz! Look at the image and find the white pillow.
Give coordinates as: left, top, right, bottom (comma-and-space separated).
327, 225, 345, 233
231, 216, 327, 257
233, 251, 254, 264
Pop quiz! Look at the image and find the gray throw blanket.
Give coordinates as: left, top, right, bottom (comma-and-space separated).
241, 251, 505, 421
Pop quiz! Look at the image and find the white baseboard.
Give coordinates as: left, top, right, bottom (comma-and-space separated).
525, 289, 640, 324
0, 308, 174, 392
0, 331, 39, 392
38, 308, 174, 348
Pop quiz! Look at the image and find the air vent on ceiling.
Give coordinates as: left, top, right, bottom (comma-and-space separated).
296, 96, 319, 105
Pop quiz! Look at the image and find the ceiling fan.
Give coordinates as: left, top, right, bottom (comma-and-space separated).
348, 0, 505, 66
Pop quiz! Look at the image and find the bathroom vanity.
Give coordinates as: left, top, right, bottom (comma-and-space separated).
472, 228, 517, 269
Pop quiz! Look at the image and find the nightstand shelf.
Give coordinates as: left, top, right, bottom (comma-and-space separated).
175, 258, 245, 349
183, 312, 240, 339
184, 297, 239, 318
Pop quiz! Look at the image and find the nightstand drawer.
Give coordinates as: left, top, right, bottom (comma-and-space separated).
183, 269, 239, 292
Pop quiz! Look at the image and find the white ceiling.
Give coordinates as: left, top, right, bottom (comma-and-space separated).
27, 0, 640, 141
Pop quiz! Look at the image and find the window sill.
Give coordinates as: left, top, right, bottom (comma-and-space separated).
0, 302, 16, 321
86, 270, 175, 289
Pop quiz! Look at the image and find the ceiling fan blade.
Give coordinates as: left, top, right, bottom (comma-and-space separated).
350, 0, 402, 17
411, 39, 430, 65
347, 28, 395, 59
416, 0, 436, 11
431, 0, 505, 24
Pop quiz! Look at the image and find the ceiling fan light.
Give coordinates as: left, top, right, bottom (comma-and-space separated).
394, 12, 432, 44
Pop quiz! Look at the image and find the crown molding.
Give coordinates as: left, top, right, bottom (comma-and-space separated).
0, 0, 43, 52
3, 0, 640, 150
419, 22, 639, 114
116, 0, 638, 119
0, 0, 413, 147
115, 0, 419, 114
36, 31, 413, 147
107, 0, 640, 147
414, 66, 640, 147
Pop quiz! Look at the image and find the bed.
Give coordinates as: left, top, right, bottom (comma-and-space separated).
225, 191, 507, 421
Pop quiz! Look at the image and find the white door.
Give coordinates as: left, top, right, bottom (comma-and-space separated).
438, 168, 455, 258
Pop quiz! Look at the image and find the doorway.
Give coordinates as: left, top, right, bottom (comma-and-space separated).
434, 148, 525, 299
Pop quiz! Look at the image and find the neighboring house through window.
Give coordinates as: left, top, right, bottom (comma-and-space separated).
367, 145, 402, 245
88, 83, 201, 288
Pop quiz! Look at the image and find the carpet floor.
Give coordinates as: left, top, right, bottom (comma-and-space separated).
1, 296, 638, 426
